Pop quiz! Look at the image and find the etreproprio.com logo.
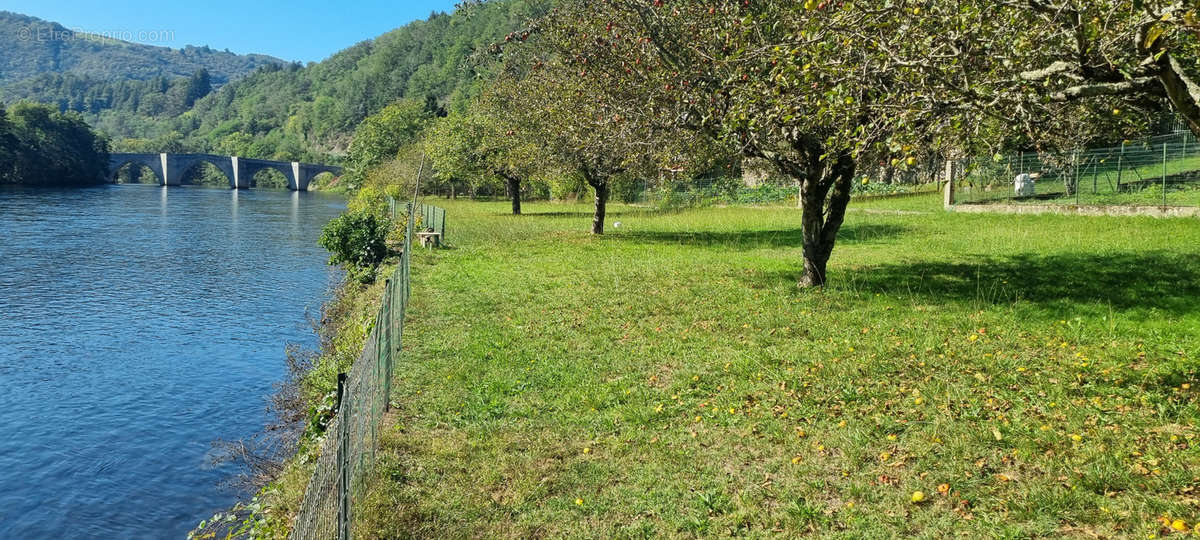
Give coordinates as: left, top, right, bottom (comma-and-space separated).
16, 26, 175, 44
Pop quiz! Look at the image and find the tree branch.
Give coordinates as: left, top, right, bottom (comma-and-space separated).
1047, 76, 1160, 101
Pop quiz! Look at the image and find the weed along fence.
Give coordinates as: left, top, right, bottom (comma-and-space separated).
291, 202, 443, 540
952, 131, 1200, 210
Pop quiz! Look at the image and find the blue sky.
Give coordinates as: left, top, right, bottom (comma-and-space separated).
6, 0, 461, 62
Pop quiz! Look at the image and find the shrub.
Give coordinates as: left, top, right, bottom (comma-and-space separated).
318, 210, 389, 283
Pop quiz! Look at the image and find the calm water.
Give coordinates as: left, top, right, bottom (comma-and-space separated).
0, 185, 345, 538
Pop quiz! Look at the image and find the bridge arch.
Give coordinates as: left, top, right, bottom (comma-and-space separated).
308, 171, 338, 190
249, 167, 290, 189
295, 164, 342, 191
110, 160, 163, 185
242, 161, 295, 189
177, 159, 235, 188
169, 155, 237, 189
108, 154, 165, 185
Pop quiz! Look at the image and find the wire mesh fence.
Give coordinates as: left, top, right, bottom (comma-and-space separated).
620, 168, 941, 208
955, 132, 1200, 207
291, 201, 431, 540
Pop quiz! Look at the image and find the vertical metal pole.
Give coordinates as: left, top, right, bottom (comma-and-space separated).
1163, 142, 1169, 207
440, 208, 446, 245
339, 397, 350, 540
335, 372, 348, 540
383, 279, 392, 412
1116, 142, 1125, 190
1073, 149, 1080, 203
943, 159, 955, 208
1092, 159, 1097, 195
336, 372, 346, 409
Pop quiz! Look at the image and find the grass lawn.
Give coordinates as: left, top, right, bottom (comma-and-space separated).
354, 194, 1200, 538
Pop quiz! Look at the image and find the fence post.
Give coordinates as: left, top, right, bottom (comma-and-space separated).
1072, 148, 1080, 203
1163, 142, 1169, 207
1116, 142, 1125, 189
336, 372, 346, 409
383, 279, 393, 413
336, 372, 349, 540
943, 159, 956, 208
440, 207, 447, 244
1091, 159, 1097, 195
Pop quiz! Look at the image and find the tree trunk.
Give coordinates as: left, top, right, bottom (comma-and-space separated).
506, 176, 521, 215
796, 154, 856, 288
798, 251, 829, 288
591, 182, 609, 234
1157, 54, 1200, 139
798, 192, 830, 287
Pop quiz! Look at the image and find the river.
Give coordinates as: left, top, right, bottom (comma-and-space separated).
0, 185, 345, 538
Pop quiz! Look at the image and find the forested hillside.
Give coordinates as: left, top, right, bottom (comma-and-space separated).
122, 0, 547, 161
2, 70, 214, 117
0, 12, 279, 85
0, 2, 547, 164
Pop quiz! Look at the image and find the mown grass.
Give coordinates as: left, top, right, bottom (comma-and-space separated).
355, 194, 1200, 538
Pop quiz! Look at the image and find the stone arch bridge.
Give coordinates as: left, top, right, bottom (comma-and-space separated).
108, 153, 342, 191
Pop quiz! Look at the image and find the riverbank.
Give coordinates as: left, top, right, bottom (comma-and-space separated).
191, 265, 392, 538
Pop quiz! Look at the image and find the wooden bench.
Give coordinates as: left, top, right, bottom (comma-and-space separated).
416, 231, 441, 248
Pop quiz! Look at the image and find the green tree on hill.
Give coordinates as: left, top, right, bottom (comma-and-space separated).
346, 98, 436, 182
425, 94, 541, 214
3, 102, 109, 186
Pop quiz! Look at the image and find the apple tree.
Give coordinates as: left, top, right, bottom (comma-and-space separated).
483, 9, 718, 234
535, 1, 963, 286
884, 1, 1200, 149
425, 93, 543, 214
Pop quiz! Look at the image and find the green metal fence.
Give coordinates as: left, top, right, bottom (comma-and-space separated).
413, 202, 448, 245
291, 201, 434, 540
955, 132, 1200, 207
